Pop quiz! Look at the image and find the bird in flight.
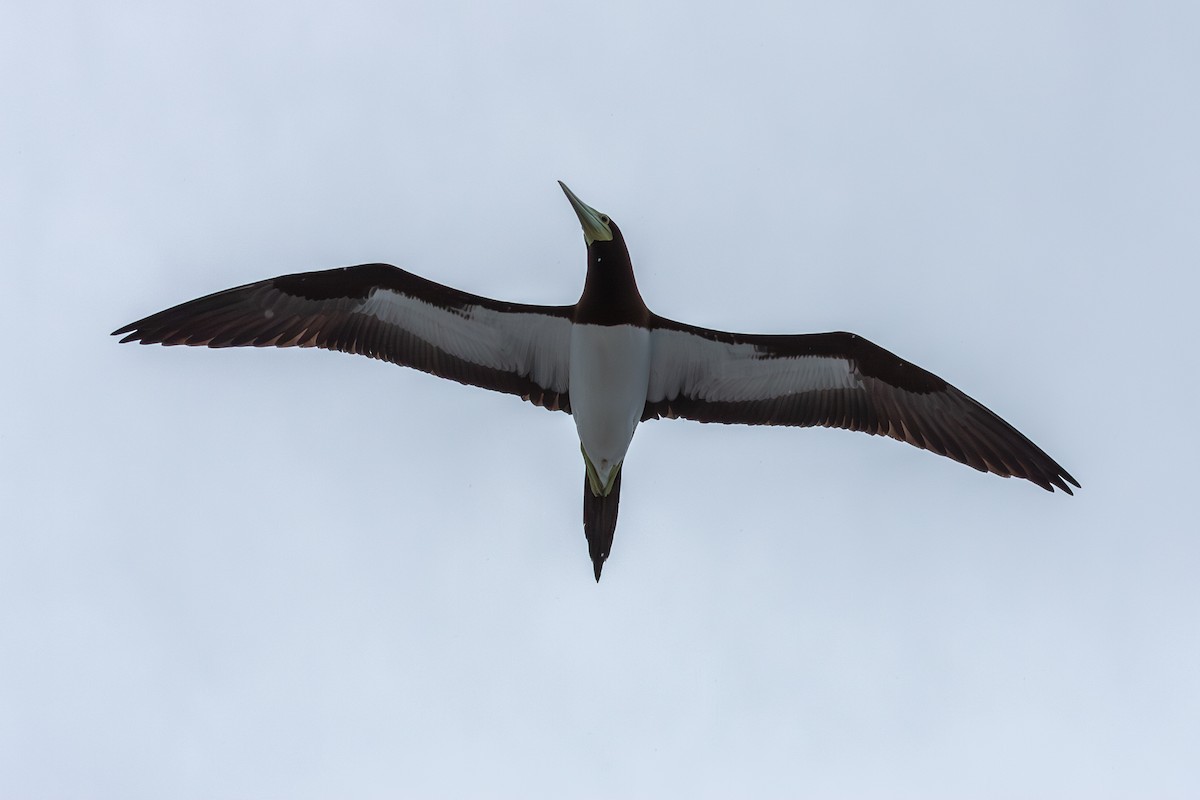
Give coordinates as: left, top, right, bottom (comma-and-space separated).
114, 182, 1078, 580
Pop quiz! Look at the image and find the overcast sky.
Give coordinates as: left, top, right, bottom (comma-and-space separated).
3, 1, 1198, 797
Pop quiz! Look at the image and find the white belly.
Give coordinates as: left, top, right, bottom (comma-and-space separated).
569, 324, 652, 485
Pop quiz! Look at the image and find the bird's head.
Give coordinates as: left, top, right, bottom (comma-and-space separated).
559, 181, 643, 320
559, 181, 621, 248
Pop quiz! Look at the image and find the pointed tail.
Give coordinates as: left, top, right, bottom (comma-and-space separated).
583, 468, 622, 582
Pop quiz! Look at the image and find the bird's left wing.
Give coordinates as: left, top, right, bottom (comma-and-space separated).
114, 263, 574, 412
643, 314, 1078, 493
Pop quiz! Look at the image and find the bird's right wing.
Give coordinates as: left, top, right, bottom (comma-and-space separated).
114, 263, 575, 412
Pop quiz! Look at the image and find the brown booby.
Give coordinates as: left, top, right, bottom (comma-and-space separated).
113, 182, 1079, 580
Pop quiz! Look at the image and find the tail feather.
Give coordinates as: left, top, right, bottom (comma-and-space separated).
583, 469, 622, 582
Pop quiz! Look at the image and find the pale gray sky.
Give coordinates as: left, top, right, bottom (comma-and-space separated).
3, 1, 1198, 797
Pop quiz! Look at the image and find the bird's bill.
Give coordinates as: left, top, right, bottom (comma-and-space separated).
558, 181, 614, 245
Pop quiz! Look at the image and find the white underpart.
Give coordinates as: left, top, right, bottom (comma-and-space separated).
569, 324, 652, 485
647, 328, 862, 404
360, 290, 572, 392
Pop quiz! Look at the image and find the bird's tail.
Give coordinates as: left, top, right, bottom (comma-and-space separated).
583, 468, 622, 582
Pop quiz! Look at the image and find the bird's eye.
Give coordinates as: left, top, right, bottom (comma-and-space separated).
600, 215, 610, 224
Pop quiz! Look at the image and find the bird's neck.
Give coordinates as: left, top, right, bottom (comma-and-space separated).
576, 241, 648, 326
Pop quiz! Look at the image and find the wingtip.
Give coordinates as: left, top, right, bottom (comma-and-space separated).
592, 559, 604, 582
1028, 473, 1075, 496
112, 321, 150, 343
1050, 469, 1081, 495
